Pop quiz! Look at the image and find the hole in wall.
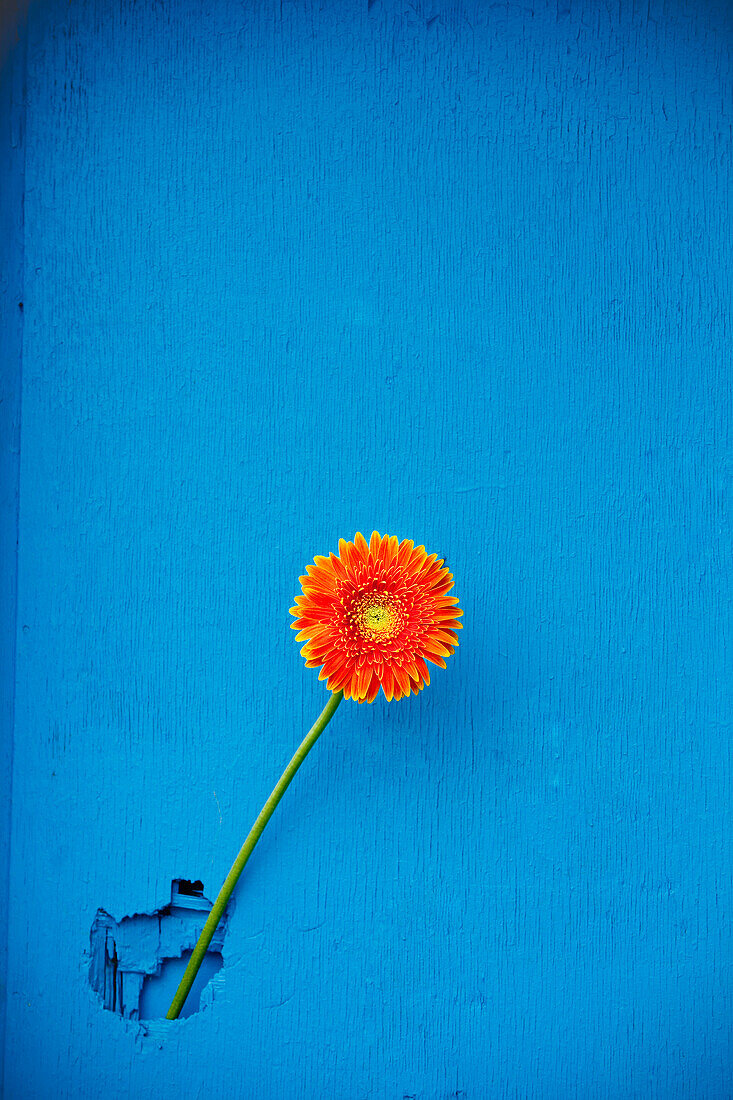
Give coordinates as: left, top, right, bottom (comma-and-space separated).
138, 948, 223, 1019
175, 878, 204, 896
89, 879, 230, 1021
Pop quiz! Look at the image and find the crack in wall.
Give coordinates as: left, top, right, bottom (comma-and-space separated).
89, 879, 230, 1021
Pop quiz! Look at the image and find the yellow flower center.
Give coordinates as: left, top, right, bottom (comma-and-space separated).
351, 592, 405, 642
364, 604, 393, 631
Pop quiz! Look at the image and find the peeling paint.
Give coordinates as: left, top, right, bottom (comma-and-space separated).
88, 880, 229, 1022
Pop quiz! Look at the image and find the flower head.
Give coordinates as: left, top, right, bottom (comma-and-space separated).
290, 532, 462, 702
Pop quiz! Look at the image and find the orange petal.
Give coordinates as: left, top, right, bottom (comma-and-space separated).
414, 656, 430, 686
397, 539, 414, 567
356, 664, 372, 700
344, 542, 364, 574
416, 552, 438, 576
353, 532, 369, 561
305, 563, 336, 587
366, 672, 381, 703
403, 661, 419, 682
380, 665, 395, 702
384, 534, 399, 565
313, 555, 335, 572
329, 552, 348, 579
392, 664, 411, 697
408, 545, 427, 570
330, 662, 356, 691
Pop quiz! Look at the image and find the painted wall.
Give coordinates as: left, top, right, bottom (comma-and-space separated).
2, 0, 731, 1096
0, 11, 26, 1086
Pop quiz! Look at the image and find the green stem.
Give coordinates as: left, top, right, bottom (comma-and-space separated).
166, 689, 344, 1020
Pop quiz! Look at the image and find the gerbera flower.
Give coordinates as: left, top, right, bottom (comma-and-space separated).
290, 531, 462, 702
166, 533, 464, 1018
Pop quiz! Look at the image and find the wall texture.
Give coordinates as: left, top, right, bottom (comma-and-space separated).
2, 0, 732, 1096
0, 9, 26, 1087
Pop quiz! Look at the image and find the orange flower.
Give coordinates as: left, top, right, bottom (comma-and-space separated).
290, 531, 462, 702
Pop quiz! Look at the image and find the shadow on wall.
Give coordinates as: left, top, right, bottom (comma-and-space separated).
88, 879, 230, 1021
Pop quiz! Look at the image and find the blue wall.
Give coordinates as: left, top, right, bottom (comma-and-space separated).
2, 0, 732, 1096
0, 10, 26, 1086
